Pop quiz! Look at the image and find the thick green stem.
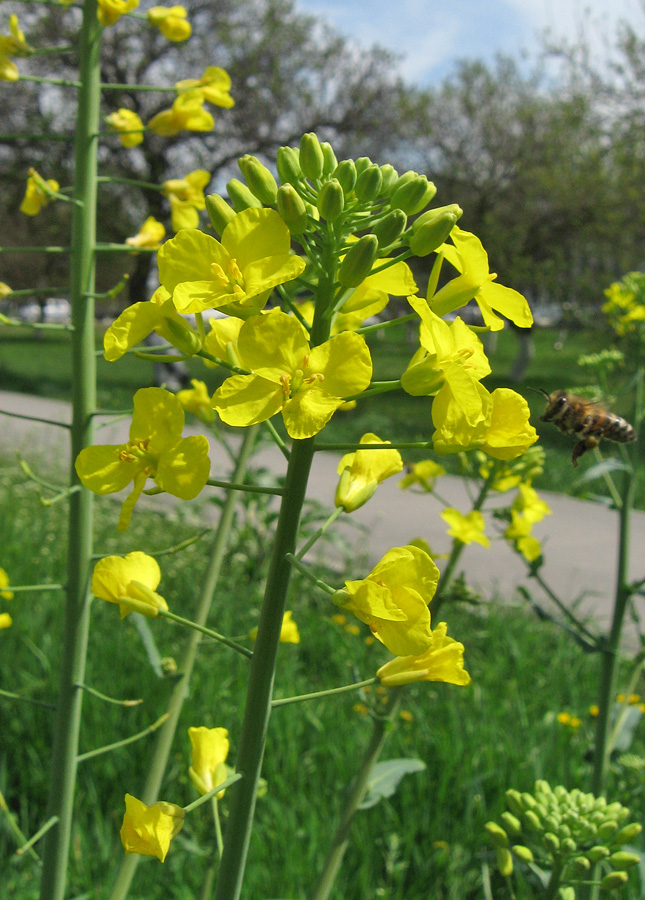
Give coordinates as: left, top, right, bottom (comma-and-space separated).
308, 690, 401, 900
107, 426, 258, 900
38, 2, 100, 898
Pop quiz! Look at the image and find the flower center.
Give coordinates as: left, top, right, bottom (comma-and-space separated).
279, 354, 325, 398
118, 438, 156, 475
211, 258, 245, 295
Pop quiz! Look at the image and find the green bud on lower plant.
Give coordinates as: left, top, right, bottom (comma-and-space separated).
299, 132, 324, 180
485, 822, 509, 848
371, 209, 407, 249
355, 164, 383, 202
614, 823, 642, 845
379, 164, 398, 195
545, 815, 561, 832
512, 845, 534, 863
570, 856, 591, 875
320, 141, 338, 175
227, 178, 263, 213
239, 156, 278, 206
544, 832, 560, 853
333, 160, 357, 195
587, 846, 611, 863
598, 821, 619, 841
277, 146, 302, 185
609, 851, 640, 870
496, 847, 513, 877
317, 179, 344, 222
205, 193, 235, 236
390, 175, 433, 215
523, 810, 543, 832
338, 235, 378, 288
600, 871, 629, 891
409, 210, 461, 256
276, 184, 308, 234
501, 812, 522, 835
561, 837, 577, 853
506, 790, 525, 818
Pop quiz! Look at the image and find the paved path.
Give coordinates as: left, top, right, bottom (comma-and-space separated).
2, 389, 645, 637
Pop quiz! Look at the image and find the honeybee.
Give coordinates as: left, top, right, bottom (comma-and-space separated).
535, 389, 637, 467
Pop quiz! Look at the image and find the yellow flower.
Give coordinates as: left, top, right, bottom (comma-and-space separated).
92, 552, 167, 619
120, 794, 184, 862
176, 379, 215, 423
377, 622, 471, 687
330, 253, 417, 332
20, 169, 59, 217
557, 712, 571, 725
175, 66, 235, 108
629, 694, 641, 704
589, 704, 599, 717
147, 6, 191, 41
212, 308, 372, 440
399, 710, 414, 722
105, 109, 145, 148
158, 208, 306, 316
162, 169, 210, 231
344, 623, 360, 636
125, 217, 165, 251
75, 387, 210, 531
333, 545, 438, 657
431, 226, 533, 332
97, 0, 139, 27
331, 613, 346, 625
335, 433, 403, 512
513, 483, 551, 524
515, 534, 542, 563
0, 567, 13, 600
441, 509, 489, 547
188, 726, 230, 796
353, 703, 369, 716
399, 459, 446, 492
0, 613, 12, 630
103, 287, 202, 362
249, 610, 300, 644
0, 15, 33, 80
570, 716, 581, 729
148, 90, 214, 137
202, 315, 244, 367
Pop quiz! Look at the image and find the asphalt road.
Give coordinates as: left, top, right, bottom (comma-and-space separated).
2, 388, 645, 640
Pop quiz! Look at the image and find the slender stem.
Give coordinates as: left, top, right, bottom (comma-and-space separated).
94, 242, 157, 253
2, 584, 64, 593
308, 690, 401, 900
97, 175, 164, 191
77, 714, 169, 763
272, 678, 377, 708
295, 506, 344, 559
100, 82, 176, 92
75, 683, 142, 706
183, 775, 243, 814
356, 313, 416, 335
19, 75, 81, 88
18, 817, 59, 856
0, 789, 41, 861
0, 688, 56, 709
1, 286, 68, 297
107, 426, 259, 900
158, 609, 253, 660
38, 2, 100, 897
263, 418, 290, 460
0, 246, 70, 254
206, 478, 283, 496
285, 553, 335, 596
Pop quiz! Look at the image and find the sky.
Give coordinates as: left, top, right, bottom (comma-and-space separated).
295, 0, 644, 86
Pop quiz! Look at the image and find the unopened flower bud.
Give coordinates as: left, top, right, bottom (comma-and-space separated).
545, 815, 560, 832
227, 178, 263, 213
587, 846, 611, 862
485, 822, 509, 848
570, 856, 591, 875
299, 132, 324, 180
164, 317, 203, 357
277, 185, 308, 234
409, 209, 461, 256
372, 209, 407, 249
277, 146, 302, 185
609, 851, 640, 870
333, 160, 357, 195
320, 142, 338, 175
238, 156, 278, 206
335, 467, 377, 513
600, 871, 629, 891
391, 175, 436, 215
521, 793, 538, 810
331, 588, 352, 608
496, 847, 513, 877
544, 832, 560, 853
354, 156, 372, 176
560, 889, 575, 900
598, 821, 619, 841
317, 179, 344, 222
512, 845, 534, 864
379, 164, 398, 195
501, 812, 522, 835
535, 780, 552, 796
506, 790, 525, 818
205, 193, 235, 236
523, 810, 543, 832
613, 823, 642, 845
355, 164, 383, 202
338, 235, 378, 288
561, 837, 577, 853
401, 352, 444, 396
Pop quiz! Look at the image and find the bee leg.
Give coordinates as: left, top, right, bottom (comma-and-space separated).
571, 440, 587, 467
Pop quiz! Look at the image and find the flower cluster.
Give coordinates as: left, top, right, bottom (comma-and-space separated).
0, 14, 34, 81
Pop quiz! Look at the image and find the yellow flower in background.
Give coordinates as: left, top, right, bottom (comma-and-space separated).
333, 545, 438, 657
589, 704, 599, 717
162, 169, 210, 231
249, 610, 300, 644
120, 794, 184, 862
103, 287, 202, 361
188, 726, 230, 797
158, 208, 305, 316
106, 109, 145, 148
176, 379, 215, 424
377, 622, 471, 687
92, 552, 167, 619
125, 217, 165, 251
335, 433, 403, 512
557, 711, 571, 726
148, 90, 214, 136
20, 169, 59, 217
0, 613, 12, 630
212, 308, 372, 440
513, 483, 551, 524
175, 66, 235, 108
399, 459, 446, 492
0, 15, 33, 80
431, 226, 533, 332
147, 6, 191, 41
441, 509, 489, 547
97, 0, 139, 27
0, 567, 13, 601
75, 387, 210, 531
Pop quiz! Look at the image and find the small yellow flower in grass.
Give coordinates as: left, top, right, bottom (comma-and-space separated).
331, 613, 346, 625
249, 611, 300, 644
377, 622, 471, 687
105, 109, 145, 148
147, 6, 191, 41
98, 0, 139, 27
175, 66, 235, 108
0, 567, 14, 600
629, 693, 641, 704
120, 794, 184, 862
344, 623, 360, 636
162, 169, 210, 231
20, 169, 59, 217
75, 387, 210, 531
365, 635, 375, 646
148, 90, 214, 137
399, 459, 446, 492
400, 710, 414, 722
92, 552, 167, 619
570, 716, 581, 729
212, 308, 372, 439
557, 712, 571, 726
125, 217, 165, 251
0, 613, 12, 630
103, 287, 202, 362
589, 704, 599, 717
158, 208, 306, 316
188, 726, 230, 797
176, 379, 215, 424
353, 703, 369, 716
441, 509, 489, 547
431, 226, 533, 332
335, 433, 402, 512
333, 545, 438, 657
616, 693, 626, 703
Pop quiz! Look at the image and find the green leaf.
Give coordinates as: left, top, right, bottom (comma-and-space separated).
613, 705, 642, 751
359, 758, 426, 810
573, 457, 630, 487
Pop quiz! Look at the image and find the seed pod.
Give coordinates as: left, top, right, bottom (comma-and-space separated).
276, 184, 308, 235
485, 822, 509, 848
600, 871, 629, 891
277, 146, 302, 185
333, 160, 357, 195
238, 156, 278, 206
512, 845, 534, 864
317, 179, 344, 222
355, 164, 383, 202
205, 193, 235, 236
299, 133, 325, 180
496, 847, 513, 877
320, 142, 338, 175
338, 235, 378, 288
609, 851, 640, 870
227, 178, 263, 213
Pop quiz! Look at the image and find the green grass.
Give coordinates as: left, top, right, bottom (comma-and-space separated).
1, 463, 643, 900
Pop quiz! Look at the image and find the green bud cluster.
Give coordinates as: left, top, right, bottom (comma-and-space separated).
485, 781, 641, 893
